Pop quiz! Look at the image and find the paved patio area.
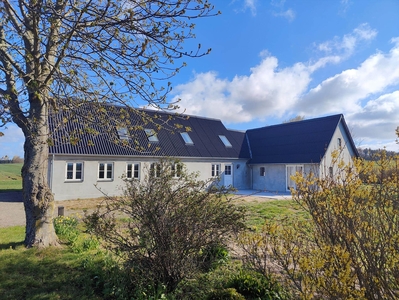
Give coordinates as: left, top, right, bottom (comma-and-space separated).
234, 189, 292, 199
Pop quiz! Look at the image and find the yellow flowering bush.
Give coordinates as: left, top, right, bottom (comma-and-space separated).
240, 151, 399, 299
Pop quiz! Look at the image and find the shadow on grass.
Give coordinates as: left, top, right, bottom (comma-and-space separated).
0, 241, 24, 250
0, 246, 105, 299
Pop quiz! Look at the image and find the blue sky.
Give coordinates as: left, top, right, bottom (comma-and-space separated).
1, 0, 398, 158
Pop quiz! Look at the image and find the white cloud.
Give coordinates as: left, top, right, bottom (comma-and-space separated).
316, 23, 377, 58
271, 0, 295, 22
243, 0, 257, 15
172, 26, 399, 150
273, 9, 295, 22
173, 55, 312, 122
348, 91, 399, 141
296, 39, 399, 115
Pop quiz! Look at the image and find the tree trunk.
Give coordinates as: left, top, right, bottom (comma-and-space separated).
22, 123, 59, 248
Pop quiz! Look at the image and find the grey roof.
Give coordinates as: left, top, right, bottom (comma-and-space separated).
49, 104, 357, 164
49, 104, 249, 159
246, 114, 358, 164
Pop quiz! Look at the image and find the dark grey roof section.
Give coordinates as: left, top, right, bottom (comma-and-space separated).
49, 104, 247, 159
246, 114, 358, 164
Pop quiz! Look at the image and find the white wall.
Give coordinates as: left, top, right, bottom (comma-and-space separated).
49, 155, 250, 201
319, 122, 356, 179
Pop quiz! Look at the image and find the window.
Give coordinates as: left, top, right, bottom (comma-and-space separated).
329, 167, 334, 178
126, 163, 140, 179
211, 164, 220, 177
338, 138, 342, 148
225, 165, 232, 175
117, 127, 129, 140
145, 128, 159, 142
98, 162, 113, 180
180, 132, 194, 145
171, 163, 182, 178
218, 135, 232, 147
66, 162, 83, 181
260, 167, 265, 177
150, 163, 161, 177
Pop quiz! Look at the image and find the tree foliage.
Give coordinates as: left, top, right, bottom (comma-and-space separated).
0, 0, 217, 247
239, 151, 399, 299
85, 159, 246, 293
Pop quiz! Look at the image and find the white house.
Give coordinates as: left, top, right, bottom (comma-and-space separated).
47, 104, 358, 200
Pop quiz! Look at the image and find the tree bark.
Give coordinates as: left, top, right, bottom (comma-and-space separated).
21, 107, 59, 248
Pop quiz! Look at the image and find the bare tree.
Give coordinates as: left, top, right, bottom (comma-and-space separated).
0, 0, 217, 248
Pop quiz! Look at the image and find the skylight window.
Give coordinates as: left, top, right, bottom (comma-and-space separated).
117, 127, 129, 140
180, 132, 194, 145
219, 135, 232, 147
144, 128, 159, 142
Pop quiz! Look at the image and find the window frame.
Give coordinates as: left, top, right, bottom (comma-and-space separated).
180, 132, 194, 145
126, 163, 140, 180
150, 162, 161, 177
117, 127, 129, 140
260, 167, 265, 177
211, 164, 221, 177
218, 135, 232, 147
65, 162, 84, 181
171, 163, 182, 178
144, 128, 159, 142
338, 137, 342, 148
98, 162, 114, 181
224, 165, 232, 175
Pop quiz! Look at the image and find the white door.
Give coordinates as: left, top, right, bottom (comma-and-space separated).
286, 165, 303, 191
224, 164, 233, 187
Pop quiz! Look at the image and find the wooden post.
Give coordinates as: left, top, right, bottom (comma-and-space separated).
58, 206, 65, 216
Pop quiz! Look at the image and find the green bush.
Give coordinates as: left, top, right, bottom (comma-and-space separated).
200, 243, 230, 272
227, 270, 288, 300
54, 215, 99, 253
85, 158, 246, 293
207, 288, 245, 300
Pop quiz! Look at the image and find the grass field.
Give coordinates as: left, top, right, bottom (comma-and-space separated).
0, 163, 22, 192
0, 196, 304, 299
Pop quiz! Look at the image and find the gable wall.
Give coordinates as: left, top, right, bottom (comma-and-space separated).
320, 121, 356, 178
49, 155, 250, 201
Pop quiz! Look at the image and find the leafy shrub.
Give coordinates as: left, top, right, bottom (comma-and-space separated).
54, 215, 99, 253
227, 270, 288, 300
207, 288, 245, 300
200, 243, 230, 272
85, 158, 246, 293
240, 151, 399, 299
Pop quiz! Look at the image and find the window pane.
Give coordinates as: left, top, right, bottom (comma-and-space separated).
145, 129, 159, 142
134, 164, 139, 178
127, 164, 132, 178
180, 132, 193, 144
225, 165, 231, 175
66, 163, 73, 179
75, 163, 82, 179
99, 163, 105, 179
219, 135, 232, 147
107, 164, 113, 178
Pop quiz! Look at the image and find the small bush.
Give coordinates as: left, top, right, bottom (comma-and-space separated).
85, 158, 246, 293
200, 243, 230, 272
54, 215, 99, 253
227, 270, 288, 300
207, 288, 245, 300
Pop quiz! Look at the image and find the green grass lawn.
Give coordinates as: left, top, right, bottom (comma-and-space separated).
0, 225, 105, 300
0, 163, 22, 192
0, 197, 307, 299
235, 198, 309, 228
